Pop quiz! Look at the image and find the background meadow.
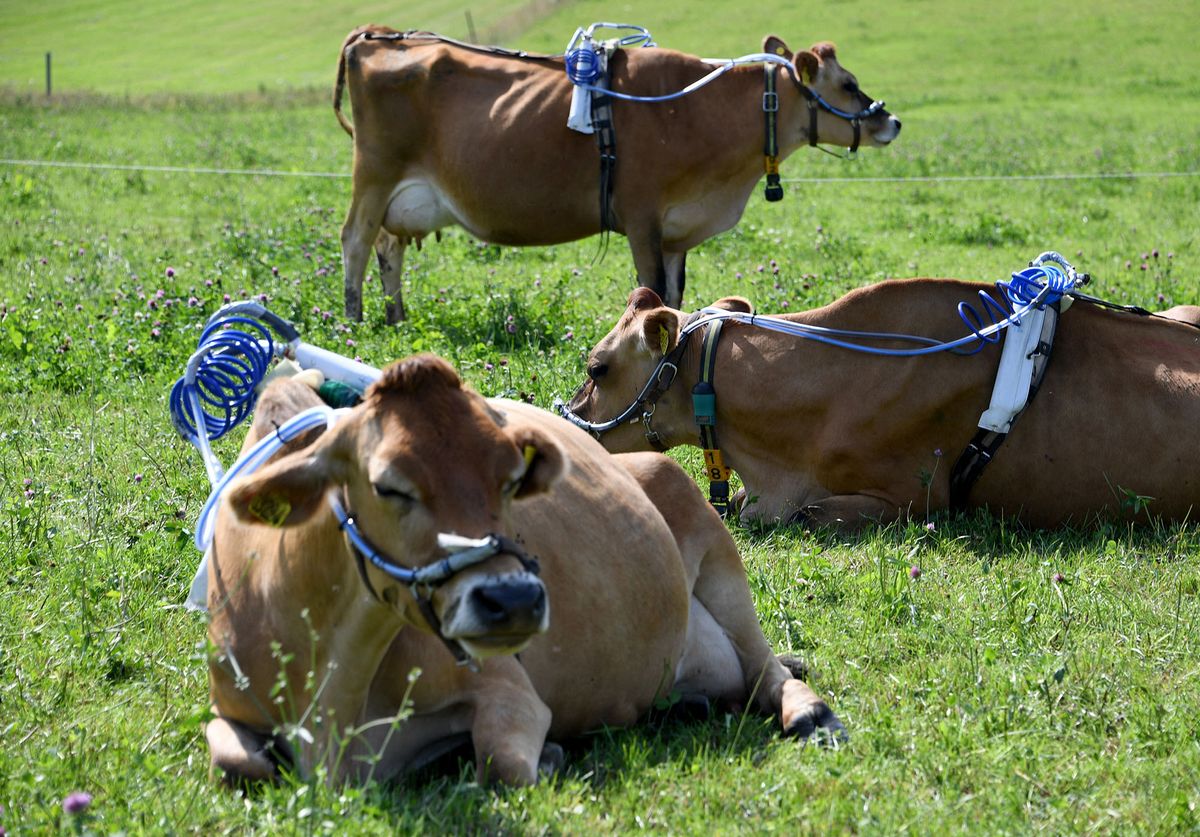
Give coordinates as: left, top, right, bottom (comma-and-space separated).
2, 0, 1199, 832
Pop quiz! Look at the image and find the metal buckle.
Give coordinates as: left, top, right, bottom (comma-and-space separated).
762, 91, 779, 113
656, 361, 679, 389
642, 409, 663, 448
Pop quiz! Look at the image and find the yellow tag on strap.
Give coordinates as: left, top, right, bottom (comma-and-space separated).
702, 448, 732, 482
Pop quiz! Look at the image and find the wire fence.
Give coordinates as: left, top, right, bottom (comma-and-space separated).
3, 157, 1198, 185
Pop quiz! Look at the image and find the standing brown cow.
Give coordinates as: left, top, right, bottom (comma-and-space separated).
562, 284, 1200, 529
334, 26, 900, 322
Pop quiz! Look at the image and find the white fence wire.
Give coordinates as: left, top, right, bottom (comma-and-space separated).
3, 157, 1198, 185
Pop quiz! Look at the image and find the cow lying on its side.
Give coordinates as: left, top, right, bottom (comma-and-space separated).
205, 355, 841, 786
334, 27, 900, 322
564, 285, 1200, 529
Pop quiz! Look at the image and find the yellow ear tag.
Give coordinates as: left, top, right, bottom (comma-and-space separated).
523, 445, 537, 467
659, 324, 670, 355
248, 493, 291, 528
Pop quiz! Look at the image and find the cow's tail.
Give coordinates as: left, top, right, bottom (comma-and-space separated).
334, 27, 376, 138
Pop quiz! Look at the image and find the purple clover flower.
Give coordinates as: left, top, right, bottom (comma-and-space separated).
63, 792, 92, 815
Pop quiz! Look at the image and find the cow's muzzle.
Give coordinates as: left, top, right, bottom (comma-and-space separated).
328, 492, 544, 667
439, 572, 549, 658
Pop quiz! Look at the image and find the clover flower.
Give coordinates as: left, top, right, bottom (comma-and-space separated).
62, 792, 92, 815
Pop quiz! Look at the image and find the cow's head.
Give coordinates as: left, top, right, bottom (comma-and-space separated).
227, 355, 565, 660
563, 288, 753, 453
764, 37, 901, 149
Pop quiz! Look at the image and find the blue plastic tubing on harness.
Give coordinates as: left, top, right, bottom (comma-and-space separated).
680, 258, 1076, 359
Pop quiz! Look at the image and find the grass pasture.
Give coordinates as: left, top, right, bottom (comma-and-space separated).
2, 0, 1200, 832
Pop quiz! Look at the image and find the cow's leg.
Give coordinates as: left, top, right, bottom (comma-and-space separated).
800, 493, 905, 531
663, 250, 687, 310
626, 223, 669, 302
374, 230, 408, 325
618, 453, 844, 740
686, 521, 845, 740
205, 715, 282, 785
468, 657, 555, 786
340, 184, 392, 322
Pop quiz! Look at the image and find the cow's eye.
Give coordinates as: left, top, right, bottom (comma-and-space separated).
843, 80, 859, 94
587, 362, 609, 381
373, 484, 416, 505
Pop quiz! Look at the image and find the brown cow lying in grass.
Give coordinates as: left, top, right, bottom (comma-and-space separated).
334, 27, 900, 322
563, 284, 1200, 529
205, 355, 841, 786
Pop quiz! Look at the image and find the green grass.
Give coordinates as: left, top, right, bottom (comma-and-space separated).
0, 0, 544, 95
2, 0, 1200, 832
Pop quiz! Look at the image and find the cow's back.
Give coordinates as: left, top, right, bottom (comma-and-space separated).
802, 280, 1200, 523
340, 33, 603, 246
975, 302, 1200, 524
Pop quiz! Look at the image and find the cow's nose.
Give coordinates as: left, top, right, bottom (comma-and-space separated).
470, 578, 547, 632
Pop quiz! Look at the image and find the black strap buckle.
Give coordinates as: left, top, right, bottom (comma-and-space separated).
764, 174, 784, 202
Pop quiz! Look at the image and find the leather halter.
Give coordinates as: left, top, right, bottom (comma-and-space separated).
332, 491, 540, 668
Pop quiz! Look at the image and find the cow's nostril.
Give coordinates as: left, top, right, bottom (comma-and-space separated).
470, 580, 546, 627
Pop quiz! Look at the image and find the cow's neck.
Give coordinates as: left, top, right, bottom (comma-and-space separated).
670, 314, 828, 509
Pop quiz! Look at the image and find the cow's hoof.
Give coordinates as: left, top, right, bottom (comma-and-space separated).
784, 702, 848, 746
385, 301, 407, 325
777, 653, 810, 681
538, 741, 565, 778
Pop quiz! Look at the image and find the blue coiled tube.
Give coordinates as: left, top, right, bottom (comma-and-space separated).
169, 316, 275, 447
565, 45, 602, 85
954, 263, 1070, 354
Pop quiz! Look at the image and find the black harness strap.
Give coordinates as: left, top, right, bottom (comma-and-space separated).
691, 321, 733, 516
948, 302, 1061, 510
582, 43, 618, 243
948, 428, 1007, 511
763, 65, 783, 202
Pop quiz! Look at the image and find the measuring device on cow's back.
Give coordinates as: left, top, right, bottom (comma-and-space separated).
557, 251, 1191, 516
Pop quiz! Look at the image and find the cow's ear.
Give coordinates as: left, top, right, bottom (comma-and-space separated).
627, 287, 664, 312
811, 41, 838, 60
641, 309, 678, 357
711, 296, 754, 314
763, 35, 791, 58
509, 428, 567, 500
227, 424, 354, 527
794, 49, 820, 84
